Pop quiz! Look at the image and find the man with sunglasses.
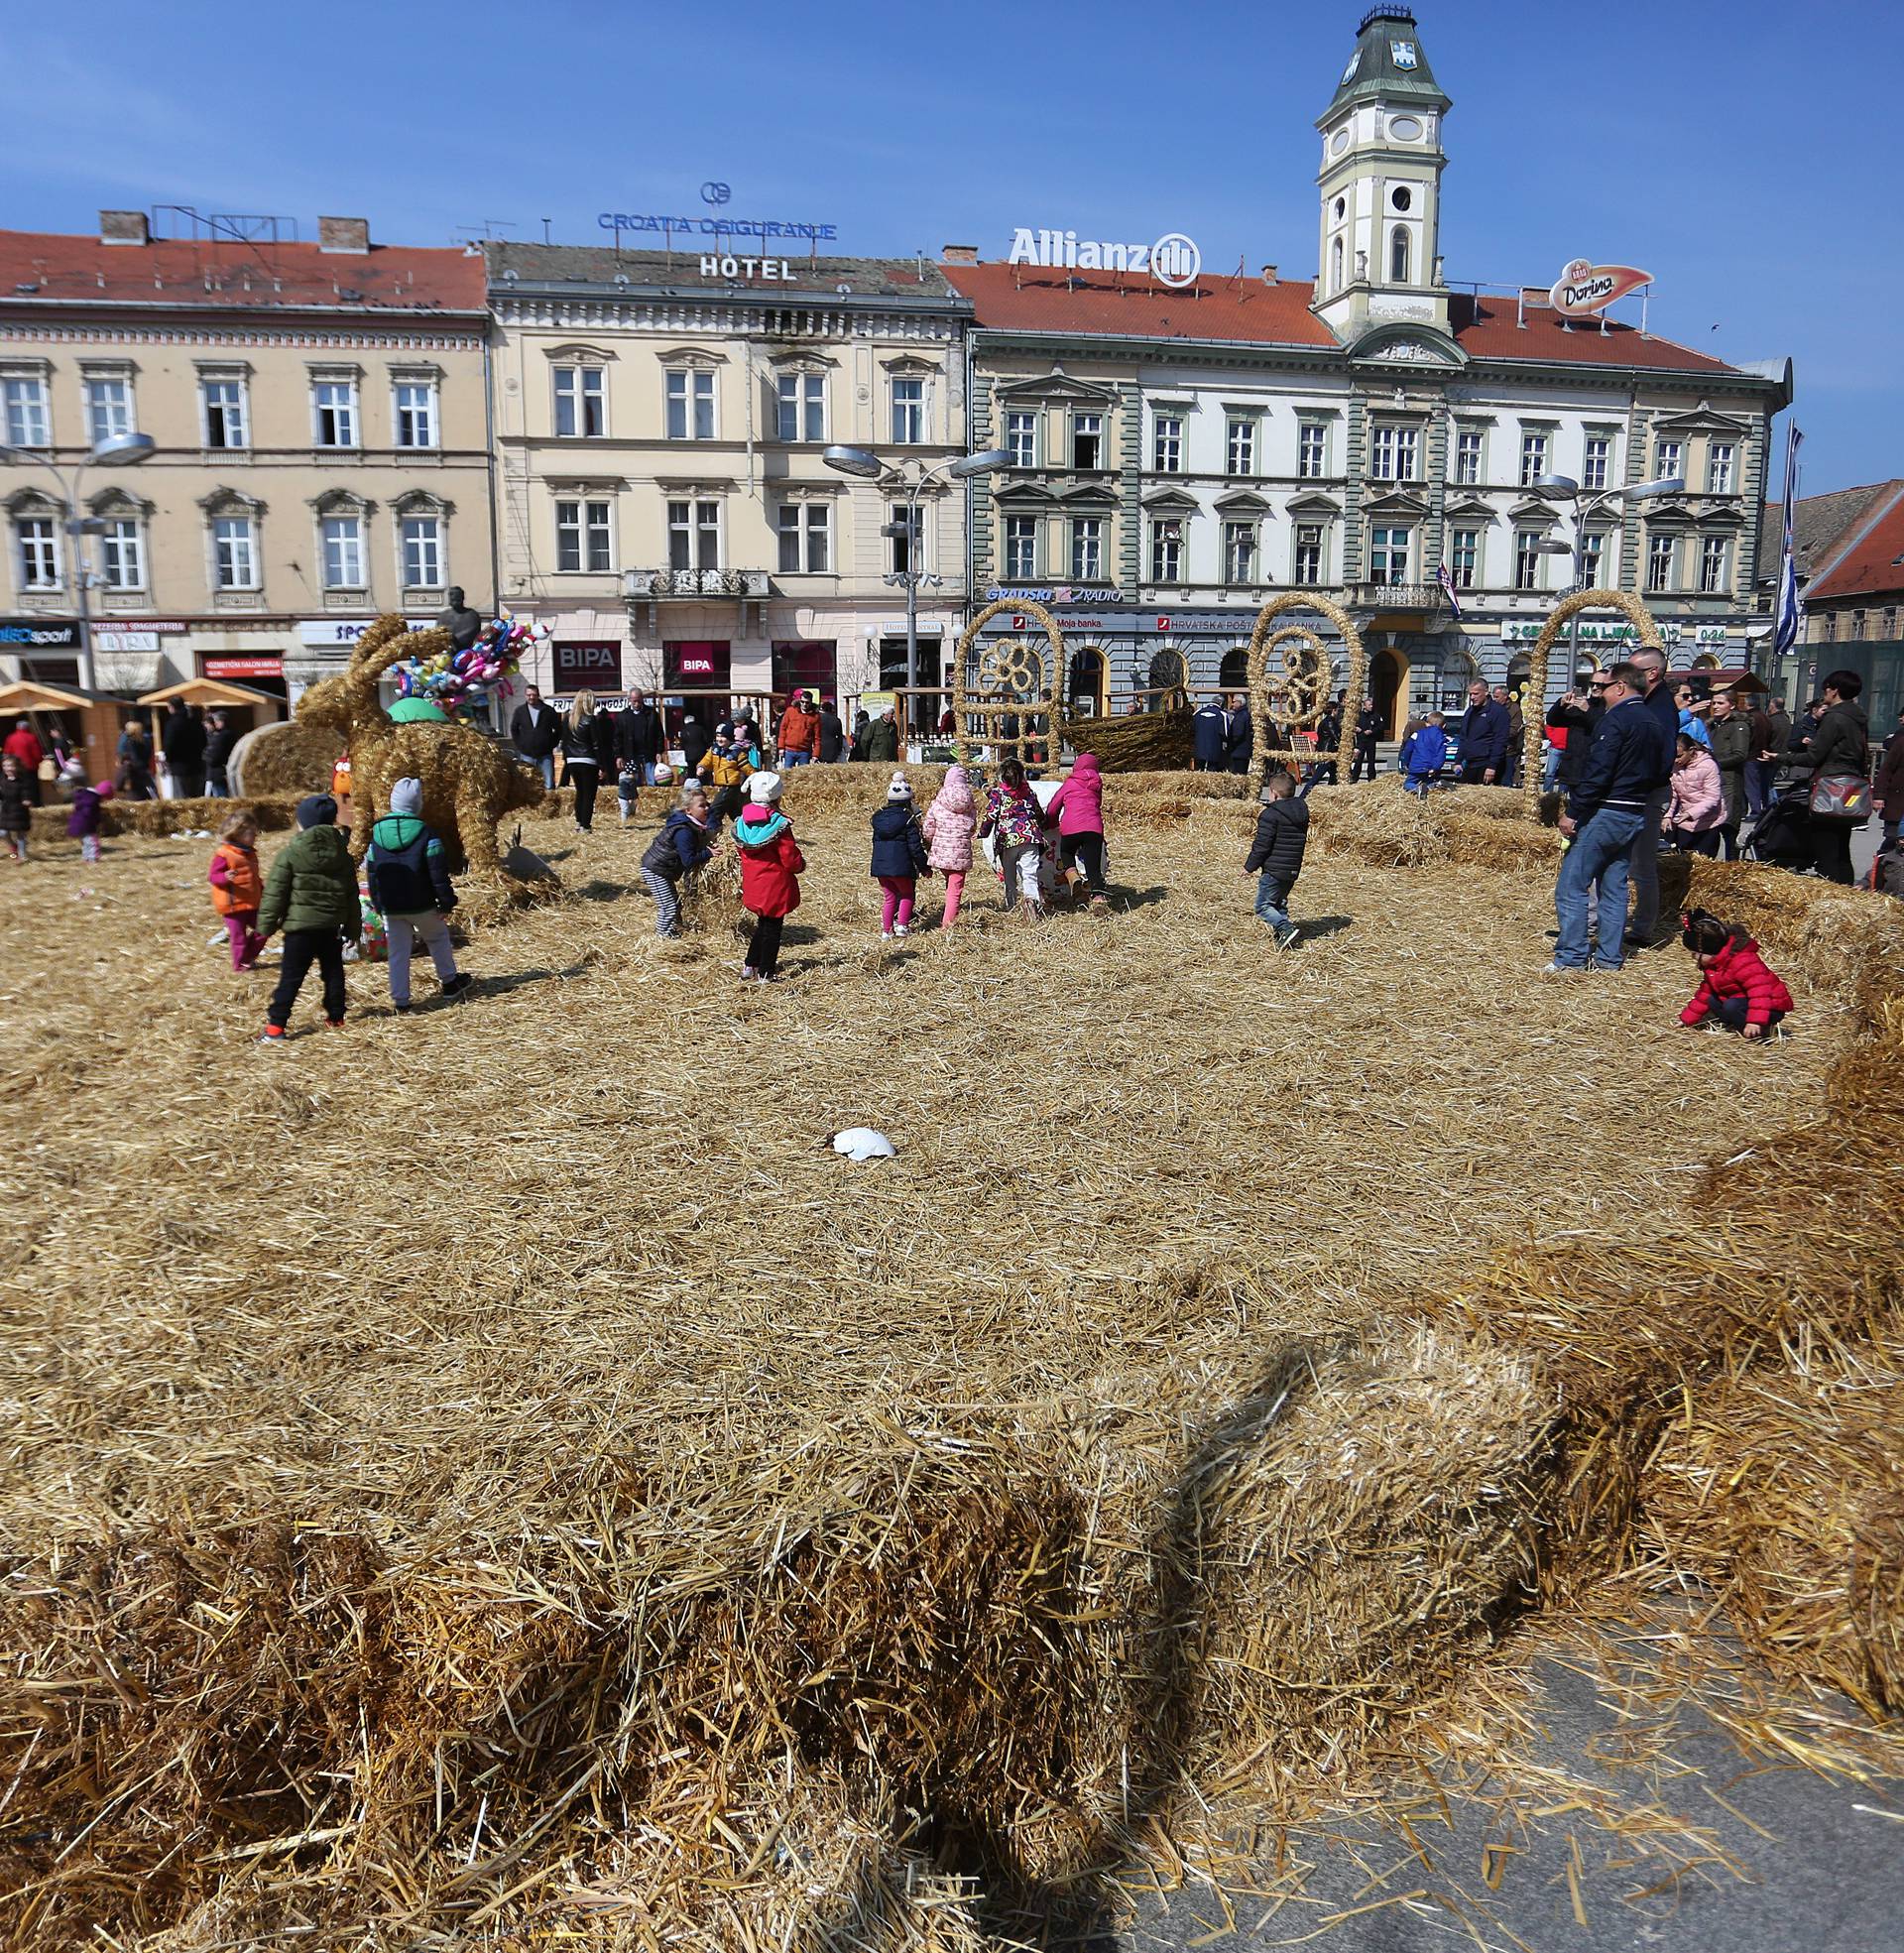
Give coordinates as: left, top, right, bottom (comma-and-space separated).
1547, 663, 1674, 972
1620, 647, 1680, 948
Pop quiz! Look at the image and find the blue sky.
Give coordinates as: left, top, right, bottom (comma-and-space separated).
12, 0, 1897, 492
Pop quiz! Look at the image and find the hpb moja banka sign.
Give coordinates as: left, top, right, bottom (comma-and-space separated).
1008, 227, 1201, 290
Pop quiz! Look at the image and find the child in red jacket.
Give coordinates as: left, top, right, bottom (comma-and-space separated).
1678, 909, 1793, 1038
734, 772, 805, 982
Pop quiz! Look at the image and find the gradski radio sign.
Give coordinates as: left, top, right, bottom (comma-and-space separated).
1549, 258, 1652, 318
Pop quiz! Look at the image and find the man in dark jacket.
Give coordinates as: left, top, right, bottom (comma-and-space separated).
258, 794, 362, 1040
366, 775, 469, 1011
202, 711, 239, 797
1192, 697, 1227, 772
1549, 663, 1673, 972
818, 698, 846, 763
1807, 669, 1871, 885
678, 708, 711, 777
1622, 647, 1682, 947
1243, 766, 1308, 948
615, 691, 663, 784
1224, 693, 1254, 776
864, 708, 899, 763
509, 685, 562, 790
163, 702, 206, 798
1310, 697, 1343, 786
1457, 680, 1509, 785
1351, 699, 1383, 782
1548, 679, 1603, 793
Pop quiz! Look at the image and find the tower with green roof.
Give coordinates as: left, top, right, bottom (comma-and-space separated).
1314, 6, 1453, 340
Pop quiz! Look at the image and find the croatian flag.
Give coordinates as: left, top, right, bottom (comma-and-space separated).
1773, 425, 1804, 658
1436, 558, 1464, 621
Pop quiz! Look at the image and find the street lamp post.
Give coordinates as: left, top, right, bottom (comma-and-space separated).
0, 431, 157, 692
1534, 471, 1686, 687
823, 444, 1010, 723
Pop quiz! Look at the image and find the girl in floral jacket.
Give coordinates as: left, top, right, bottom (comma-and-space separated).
978, 758, 1051, 916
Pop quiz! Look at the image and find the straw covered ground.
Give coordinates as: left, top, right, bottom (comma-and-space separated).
2, 769, 1900, 1947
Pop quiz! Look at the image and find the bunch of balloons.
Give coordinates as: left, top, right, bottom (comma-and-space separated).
393, 613, 549, 714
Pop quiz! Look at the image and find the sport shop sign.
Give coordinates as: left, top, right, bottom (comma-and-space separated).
1007, 227, 1201, 290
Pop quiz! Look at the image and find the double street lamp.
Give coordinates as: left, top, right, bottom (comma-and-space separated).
1533, 471, 1686, 682
0, 430, 158, 693
822, 443, 1010, 709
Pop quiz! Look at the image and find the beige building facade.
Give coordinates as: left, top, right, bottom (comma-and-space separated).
485, 242, 972, 721
0, 212, 490, 729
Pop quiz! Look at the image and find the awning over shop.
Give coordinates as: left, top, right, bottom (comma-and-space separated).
136, 677, 283, 711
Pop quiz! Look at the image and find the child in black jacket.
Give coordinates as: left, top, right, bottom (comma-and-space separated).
366, 776, 470, 1012
1244, 767, 1309, 948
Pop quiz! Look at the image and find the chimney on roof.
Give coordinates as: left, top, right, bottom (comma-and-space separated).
318, 216, 371, 255
99, 210, 149, 247
941, 244, 980, 265
1260, 264, 1279, 287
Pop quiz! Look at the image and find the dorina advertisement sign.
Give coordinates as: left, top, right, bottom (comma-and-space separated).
1548, 259, 1652, 318
1007, 227, 1201, 290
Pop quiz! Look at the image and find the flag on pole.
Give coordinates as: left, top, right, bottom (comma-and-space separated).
1436, 558, 1465, 621
1773, 425, 1804, 658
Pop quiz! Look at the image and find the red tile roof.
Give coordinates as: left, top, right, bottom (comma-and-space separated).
944, 262, 1750, 376
1802, 486, 1904, 602
0, 228, 486, 316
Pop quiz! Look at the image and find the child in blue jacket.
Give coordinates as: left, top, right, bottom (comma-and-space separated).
870, 773, 929, 937
1400, 713, 1448, 794
366, 776, 470, 1012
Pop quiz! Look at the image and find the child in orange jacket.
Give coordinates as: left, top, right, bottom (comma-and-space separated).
208, 808, 267, 970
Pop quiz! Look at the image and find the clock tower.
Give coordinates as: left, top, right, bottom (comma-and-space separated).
1314, 6, 1452, 341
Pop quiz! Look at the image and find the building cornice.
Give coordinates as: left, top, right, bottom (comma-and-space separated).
0, 317, 484, 352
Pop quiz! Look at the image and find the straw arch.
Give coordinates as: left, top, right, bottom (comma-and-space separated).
1516, 587, 1663, 816
954, 598, 1063, 768
1245, 591, 1367, 787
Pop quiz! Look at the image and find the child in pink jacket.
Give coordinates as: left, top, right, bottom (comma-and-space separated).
1666, 734, 1726, 855
1044, 751, 1108, 906
921, 764, 977, 929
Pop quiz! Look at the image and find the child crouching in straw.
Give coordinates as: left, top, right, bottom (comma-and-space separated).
640, 780, 715, 939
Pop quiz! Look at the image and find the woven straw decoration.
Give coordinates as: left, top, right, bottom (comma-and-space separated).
953, 598, 1064, 769
1245, 592, 1368, 788
1516, 588, 1664, 817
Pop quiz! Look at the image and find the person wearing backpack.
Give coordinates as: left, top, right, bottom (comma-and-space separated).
366, 776, 471, 1013
640, 781, 715, 938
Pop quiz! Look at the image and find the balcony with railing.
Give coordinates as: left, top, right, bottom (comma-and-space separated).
1342, 579, 1444, 613
623, 568, 770, 599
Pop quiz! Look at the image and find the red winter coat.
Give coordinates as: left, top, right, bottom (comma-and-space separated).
735, 805, 805, 916
1680, 935, 1794, 1030
775, 702, 821, 760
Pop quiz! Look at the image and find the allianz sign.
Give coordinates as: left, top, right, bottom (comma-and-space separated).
1007, 227, 1202, 290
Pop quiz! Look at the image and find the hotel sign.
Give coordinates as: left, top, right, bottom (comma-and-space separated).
1007, 227, 1202, 290
1548, 259, 1652, 318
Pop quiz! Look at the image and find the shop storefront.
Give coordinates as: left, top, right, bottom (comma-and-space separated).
0, 617, 81, 687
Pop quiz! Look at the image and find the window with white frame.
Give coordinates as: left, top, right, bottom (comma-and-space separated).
776, 502, 830, 573
312, 378, 359, 448
213, 515, 258, 589
890, 507, 921, 575
1583, 434, 1611, 491
99, 516, 146, 590
1071, 412, 1104, 470
1580, 531, 1606, 585
1225, 519, 1258, 585
394, 380, 438, 449
1449, 526, 1479, 589
1699, 535, 1728, 594
83, 375, 133, 445
1369, 525, 1410, 584
776, 372, 825, 442
2, 374, 50, 448
1153, 415, 1182, 473
1226, 418, 1257, 477
1005, 411, 1037, 469
1370, 424, 1418, 482
1707, 442, 1734, 495
556, 498, 614, 572
666, 498, 720, 572
1453, 427, 1483, 485
321, 515, 366, 588
1149, 516, 1184, 583
554, 365, 608, 438
401, 516, 444, 588
14, 515, 60, 588
1514, 530, 1545, 591
1654, 438, 1683, 483
891, 376, 924, 444
1070, 515, 1105, 581
1646, 532, 1676, 592
1004, 514, 1037, 579
201, 375, 248, 448
664, 370, 714, 441
1298, 422, 1328, 479
1294, 522, 1324, 584
1518, 428, 1549, 486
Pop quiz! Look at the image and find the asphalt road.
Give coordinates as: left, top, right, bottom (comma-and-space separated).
1111, 1656, 1904, 1953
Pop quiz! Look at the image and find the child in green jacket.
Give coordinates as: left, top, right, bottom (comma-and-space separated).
257, 793, 362, 1043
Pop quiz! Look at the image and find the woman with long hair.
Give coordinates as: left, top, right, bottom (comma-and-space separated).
560, 688, 614, 832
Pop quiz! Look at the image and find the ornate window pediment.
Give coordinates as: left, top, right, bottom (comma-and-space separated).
993, 481, 1057, 507
310, 487, 373, 518
1285, 491, 1343, 517
1214, 488, 1273, 515
1366, 489, 1431, 519
995, 367, 1120, 409
1346, 321, 1466, 369
4, 485, 60, 516
768, 351, 838, 374
87, 485, 153, 518
198, 487, 265, 518
548, 342, 621, 364
880, 354, 941, 376
1444, 496, 1494, 521
1507, 498, 1557, 523
1142, 487, 1199, 513
393, 488, 453, 519
1651, 400, 1751, 436
1057, 480, 1117, 507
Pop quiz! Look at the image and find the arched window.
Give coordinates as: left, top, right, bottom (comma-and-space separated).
1331, 236, 1345, 293
1389, 226, 1410, 284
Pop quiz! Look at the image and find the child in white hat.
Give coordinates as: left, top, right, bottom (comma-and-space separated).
869, 772, 929, 937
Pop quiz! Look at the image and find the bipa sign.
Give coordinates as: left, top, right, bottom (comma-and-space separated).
1008, 226, 1201, 290
1549, 258, 1652, 318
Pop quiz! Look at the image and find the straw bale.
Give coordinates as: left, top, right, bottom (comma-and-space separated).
234, 714, 345, 797
1061, 707, 1194, 772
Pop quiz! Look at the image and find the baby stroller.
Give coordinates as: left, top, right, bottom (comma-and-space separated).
1745, 783, 1813, 871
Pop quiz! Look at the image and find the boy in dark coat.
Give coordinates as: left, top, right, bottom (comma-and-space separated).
366, 776, 469, 1013
1243, 767, 1309, 949
257, 793, 362, 1041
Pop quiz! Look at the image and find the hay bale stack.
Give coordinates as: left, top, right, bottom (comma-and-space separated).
1062, 707, 1194, 773
232, 717, 344, 797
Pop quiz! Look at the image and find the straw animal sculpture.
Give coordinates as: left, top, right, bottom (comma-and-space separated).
1515, 587, 1663, 816
290, 615, 546, 877
952, 597, 1062, 768
1245, 591, 1367, 788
